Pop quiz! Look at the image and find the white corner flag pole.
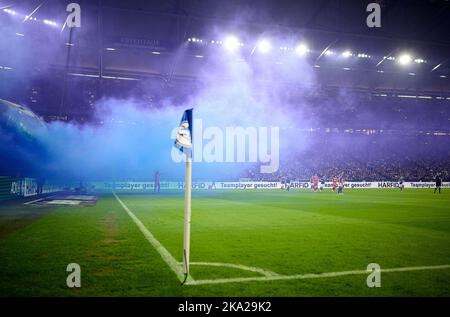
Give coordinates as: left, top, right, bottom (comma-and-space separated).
182, 151, 192, 284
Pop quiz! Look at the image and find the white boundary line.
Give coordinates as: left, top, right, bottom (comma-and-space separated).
113, 192, 187, 282
24, 198, 44, 205
185, 264, 450, 286
24, 194, 58, 205
187, 262, 279, 277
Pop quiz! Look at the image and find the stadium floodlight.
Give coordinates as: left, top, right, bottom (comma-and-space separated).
398, 54, 412, 65
4, 9, 16, 15
414, 58, 425, 64
223, 35, 240, 52
342, 50, 352, 58
43, 19, 58, 26
295, 43, 309, 56
256, 39, 271, 54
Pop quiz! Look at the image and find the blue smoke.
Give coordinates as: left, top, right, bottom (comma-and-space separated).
1, 42, 317, 182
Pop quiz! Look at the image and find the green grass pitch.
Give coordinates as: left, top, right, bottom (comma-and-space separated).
0, 189, 449, 296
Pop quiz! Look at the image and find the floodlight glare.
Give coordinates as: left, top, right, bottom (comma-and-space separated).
257, 39, 271, 54
295, 43, 309, 56
342, 50, 352, 58
398, 54, 412, 65
4, 9, 16, 15
223, 35, 240, 52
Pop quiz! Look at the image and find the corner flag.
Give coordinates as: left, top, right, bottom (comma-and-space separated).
175, 109, 193, 285
175, 109, 193, 154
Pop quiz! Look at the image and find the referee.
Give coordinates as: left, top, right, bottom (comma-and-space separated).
434, 174, 442, 194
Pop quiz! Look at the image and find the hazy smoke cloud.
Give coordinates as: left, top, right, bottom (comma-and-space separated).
1, 24, 448, 182
18, 44, 317, 181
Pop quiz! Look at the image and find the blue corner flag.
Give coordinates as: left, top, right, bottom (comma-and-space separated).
175, 108, 193, 154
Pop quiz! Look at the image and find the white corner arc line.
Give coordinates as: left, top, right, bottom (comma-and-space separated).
185, 264, 450, 286
187, 262, 279, 277
113, 192, 187, 282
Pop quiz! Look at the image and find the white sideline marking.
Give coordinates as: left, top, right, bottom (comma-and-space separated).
113, 192, 187, 282
185, 264, 450, 286
24, 194, 58, 205
186, 262, 279, 277
24, 198, 44, 205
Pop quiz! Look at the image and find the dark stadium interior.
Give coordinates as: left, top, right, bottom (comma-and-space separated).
0, 0, 449, 181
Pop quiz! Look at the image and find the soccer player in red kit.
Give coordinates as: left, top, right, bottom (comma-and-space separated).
312, 175, 319, 192
332, 176, 338, 191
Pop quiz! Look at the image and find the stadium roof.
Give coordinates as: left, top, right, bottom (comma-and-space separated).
0, 0, 449, 94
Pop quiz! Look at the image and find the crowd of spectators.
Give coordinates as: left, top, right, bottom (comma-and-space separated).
244, 136, 450, 182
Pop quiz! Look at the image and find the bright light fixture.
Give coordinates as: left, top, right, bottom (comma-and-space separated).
342, 50, 352, 58
257, 39, 271, 54
398, 54, 412, 65
295, 43, 309, 55
223, 35, 240, 52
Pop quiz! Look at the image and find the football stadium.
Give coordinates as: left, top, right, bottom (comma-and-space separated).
0, 0, 449, 305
